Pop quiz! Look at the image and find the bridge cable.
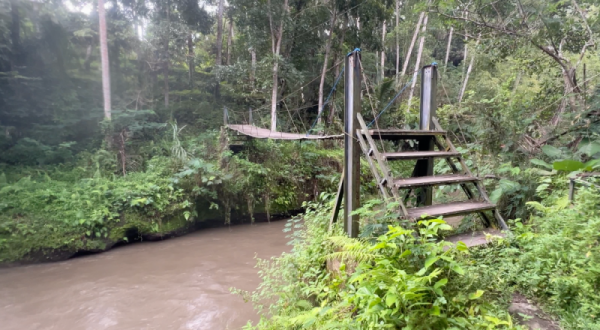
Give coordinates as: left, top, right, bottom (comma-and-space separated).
306, 67, 345, 136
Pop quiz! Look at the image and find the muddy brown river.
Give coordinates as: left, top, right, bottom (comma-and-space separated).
0, 220, 289, 330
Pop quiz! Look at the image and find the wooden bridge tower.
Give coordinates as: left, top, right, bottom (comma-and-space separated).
337, 50, 508, 239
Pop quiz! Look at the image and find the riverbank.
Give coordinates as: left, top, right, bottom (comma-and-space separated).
0, 209, 300, 268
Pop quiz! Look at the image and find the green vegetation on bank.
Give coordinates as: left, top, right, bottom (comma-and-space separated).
241, 174, 600, 329
0, 131, 342, 263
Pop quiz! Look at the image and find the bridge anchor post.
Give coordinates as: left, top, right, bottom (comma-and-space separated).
343, 50, 361, 238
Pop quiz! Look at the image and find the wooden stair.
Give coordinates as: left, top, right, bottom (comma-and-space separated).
356, 113, 508, 232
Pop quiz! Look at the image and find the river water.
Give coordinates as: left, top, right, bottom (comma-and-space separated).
0, 220, 289, 330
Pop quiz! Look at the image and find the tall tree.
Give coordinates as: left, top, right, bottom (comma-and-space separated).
317, 7, 337, 126
98, 0, 111, 120
267, 0, 289, 131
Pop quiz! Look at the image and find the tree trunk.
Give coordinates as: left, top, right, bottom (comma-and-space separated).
249, 47, 256, 87
444, 27, 453, 73
400, 12, 424, 77
395, 0, 401, 84
317, 10, 337, 125
84, 43, 93, 72
215, 0, 224, 97
226, 19, 233, 65
187, 33, 194, 89
163, 1, 170, 108
98, 0, 111, 120
328, 16, 347, 125
10, 0, 20, 68
458, 34, 480, 104
216, 0, 225, 66
268, 0, 289, 132
406, 14, 428, 111
380, 20, 386, 82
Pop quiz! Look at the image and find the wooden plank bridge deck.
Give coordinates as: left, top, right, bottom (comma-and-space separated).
227, 125, 343, 140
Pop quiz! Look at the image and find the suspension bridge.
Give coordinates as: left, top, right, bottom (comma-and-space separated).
224, 49, 508, 243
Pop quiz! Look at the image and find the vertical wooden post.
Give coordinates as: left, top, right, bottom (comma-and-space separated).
414, 64, 437, 206
249, 107, 253, 125
223, 106, 228, 125
344, 50, 361, 238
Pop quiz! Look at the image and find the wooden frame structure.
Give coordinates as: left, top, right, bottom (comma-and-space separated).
333, 58, 509, 238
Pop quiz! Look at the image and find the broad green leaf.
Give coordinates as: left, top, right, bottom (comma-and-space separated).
385, 294, 398, 307
553, 159, 584, 172
450, 263, 465, 275
489, 188, 502, 203
542, 145, 562, 158
578, 141, 600, 156
530, 158, 553, 169
434, 278, 448, 289
430, 306, 441, 316
425, 256, 439, 269
469, 290, 484, 300
456, 241, 469, 252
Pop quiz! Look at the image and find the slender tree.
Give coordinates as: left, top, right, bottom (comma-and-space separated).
317, 7, 337, 125
406, 14, 428, 110
400, 12, 424, 77
267, 0, 289, 131
98, 0, 111, 120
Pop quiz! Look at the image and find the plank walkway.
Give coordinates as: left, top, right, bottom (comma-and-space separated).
227, 125, 342, 140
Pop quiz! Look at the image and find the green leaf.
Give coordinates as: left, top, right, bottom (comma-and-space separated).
553, 159, 584, 172
530, 158, 553, 169
455, 241, 469, 252
489, 188, 502, 203
399, 249, 412, 258
578, 141, 600, 156
450, 263, 465, 275
542, 145, 562, 158
434, 278, 448, 289
425, 256, 440, 269
468, 290, 484, 300
385, 294, 398, 307
430, 306, 441, 316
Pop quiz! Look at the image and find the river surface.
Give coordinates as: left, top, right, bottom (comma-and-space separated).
0, 220, 290, 330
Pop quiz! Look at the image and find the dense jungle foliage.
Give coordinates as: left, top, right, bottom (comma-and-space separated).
1, 0, 600, 327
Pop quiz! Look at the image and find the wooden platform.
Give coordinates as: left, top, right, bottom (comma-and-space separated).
444, 229, 505, 247
364, 129, 447, 140
383, 151, 460, 160
406, 201, 496, 219
227, 125, 342, 140
394, 174, 479, 188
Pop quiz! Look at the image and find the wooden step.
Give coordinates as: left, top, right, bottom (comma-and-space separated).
444, 229, 505, 247
383, 151, 460, 160
394, 174, 479, 188
406, 201, 496, 219
362, 129, 446, 140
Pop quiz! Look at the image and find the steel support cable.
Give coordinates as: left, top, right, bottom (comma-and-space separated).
306, 67, 345, 136
358, 58, 387, 153
367, 74, 416, 128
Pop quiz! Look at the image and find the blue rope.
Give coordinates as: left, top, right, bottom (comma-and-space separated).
367, 76, 414, 128
367, 62, 437, 128
306, 67, 345, 136
347, 48, 361, 57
